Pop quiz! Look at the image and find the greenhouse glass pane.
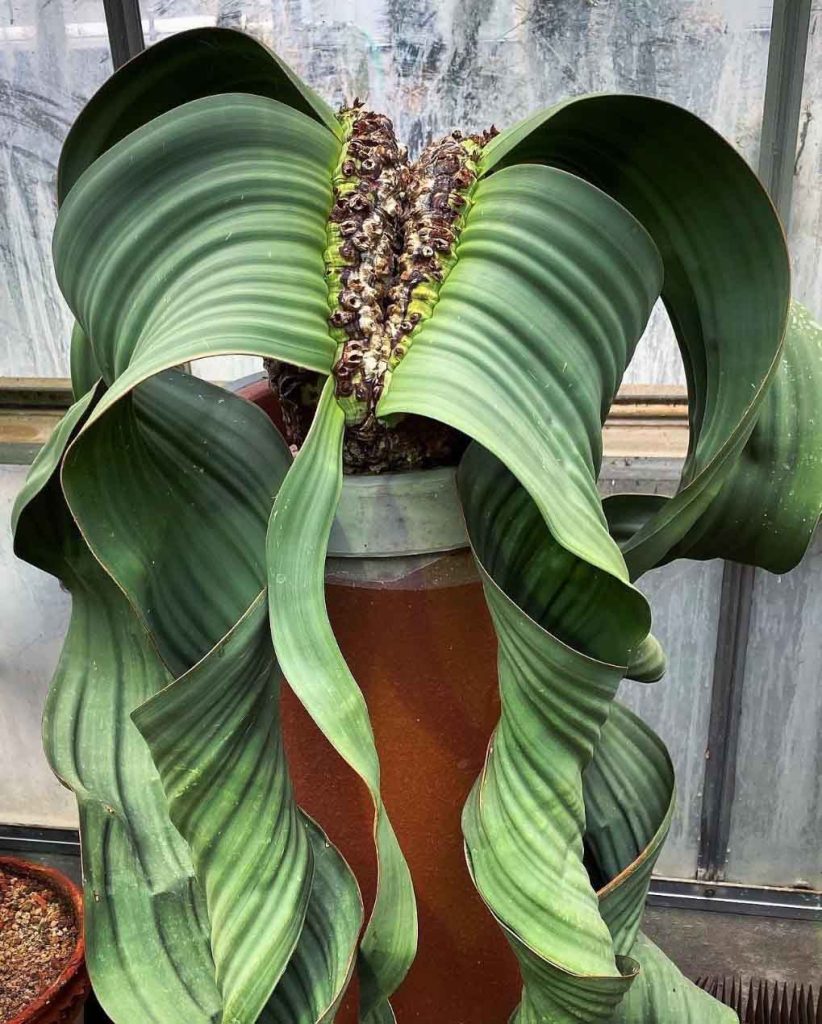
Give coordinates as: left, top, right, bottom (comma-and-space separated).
725, 530, 822, 888
788, 11, 821, 318
725, 15, 821, 886
0, 465, 75, 827
0, 0, 111, 377
619, 557, 723, 878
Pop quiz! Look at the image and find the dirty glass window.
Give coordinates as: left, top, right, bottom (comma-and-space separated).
0, 0, 111, 378
789, 10, 821, 317
721, 13, 822, 889
620, 557, 724, 877
725, 531, 822, 889
0, 0, 776, 383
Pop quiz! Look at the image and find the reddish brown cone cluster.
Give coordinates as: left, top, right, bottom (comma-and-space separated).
265, 105, 498, 473
326, 102, 408, 413
387, 126, 497, 365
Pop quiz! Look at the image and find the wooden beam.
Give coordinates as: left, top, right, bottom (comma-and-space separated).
0, 378, 690, 464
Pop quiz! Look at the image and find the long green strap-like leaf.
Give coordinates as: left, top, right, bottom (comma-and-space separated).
459, 448, 638, 1022
481, 94, 795, 577
380, 162, 661, 595
54, 93, 339, 390
133, 595, 314, 1024
61, 374, 364, 1024
23, 80, 372, 1024
58, 26, 340, 202
585, 704, 735, 1022
15, 374, 364, 1024
381, 97, 800, 1021
13, 393, 220, 1024
267, 380, 417, 1023
605, 302, 822, 574
379, 163, 665, 1018
54, 76, 407, 1020
458, 449, 736, 1022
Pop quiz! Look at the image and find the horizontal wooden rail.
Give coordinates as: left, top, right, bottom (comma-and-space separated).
0, 377, 690, 464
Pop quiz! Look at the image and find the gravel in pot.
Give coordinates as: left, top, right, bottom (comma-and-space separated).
0, 858, 88, 1024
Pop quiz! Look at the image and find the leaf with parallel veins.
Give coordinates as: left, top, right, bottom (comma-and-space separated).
266, 380, 417, 1023
12, 27, 821, 1024
58, 27, 340, 203
13, 391, 221, 1024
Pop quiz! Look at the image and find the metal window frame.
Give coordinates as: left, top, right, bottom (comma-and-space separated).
647, 877, 820, 923
697, 0, 814, 884
0, 824, 81, 857
2, 826, 817, 922
102, 0, 144, 68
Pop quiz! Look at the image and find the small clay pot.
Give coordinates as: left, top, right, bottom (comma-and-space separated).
0, 857, 89, 1024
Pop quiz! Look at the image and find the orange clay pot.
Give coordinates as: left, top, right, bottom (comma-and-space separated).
239, 377, 522, 1022
1, 857, 89, 1024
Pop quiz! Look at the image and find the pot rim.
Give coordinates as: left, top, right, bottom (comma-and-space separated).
0, 855, 87, 1024
231, 373, 471, 558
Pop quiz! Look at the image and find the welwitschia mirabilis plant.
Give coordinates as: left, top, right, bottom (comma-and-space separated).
12, 27, 822, 1024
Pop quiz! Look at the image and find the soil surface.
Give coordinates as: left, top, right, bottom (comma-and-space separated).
0, 865, 78, 1022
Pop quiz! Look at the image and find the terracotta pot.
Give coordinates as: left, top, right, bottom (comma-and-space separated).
238, 377, 522, 1022
0, 857, 89, 1024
